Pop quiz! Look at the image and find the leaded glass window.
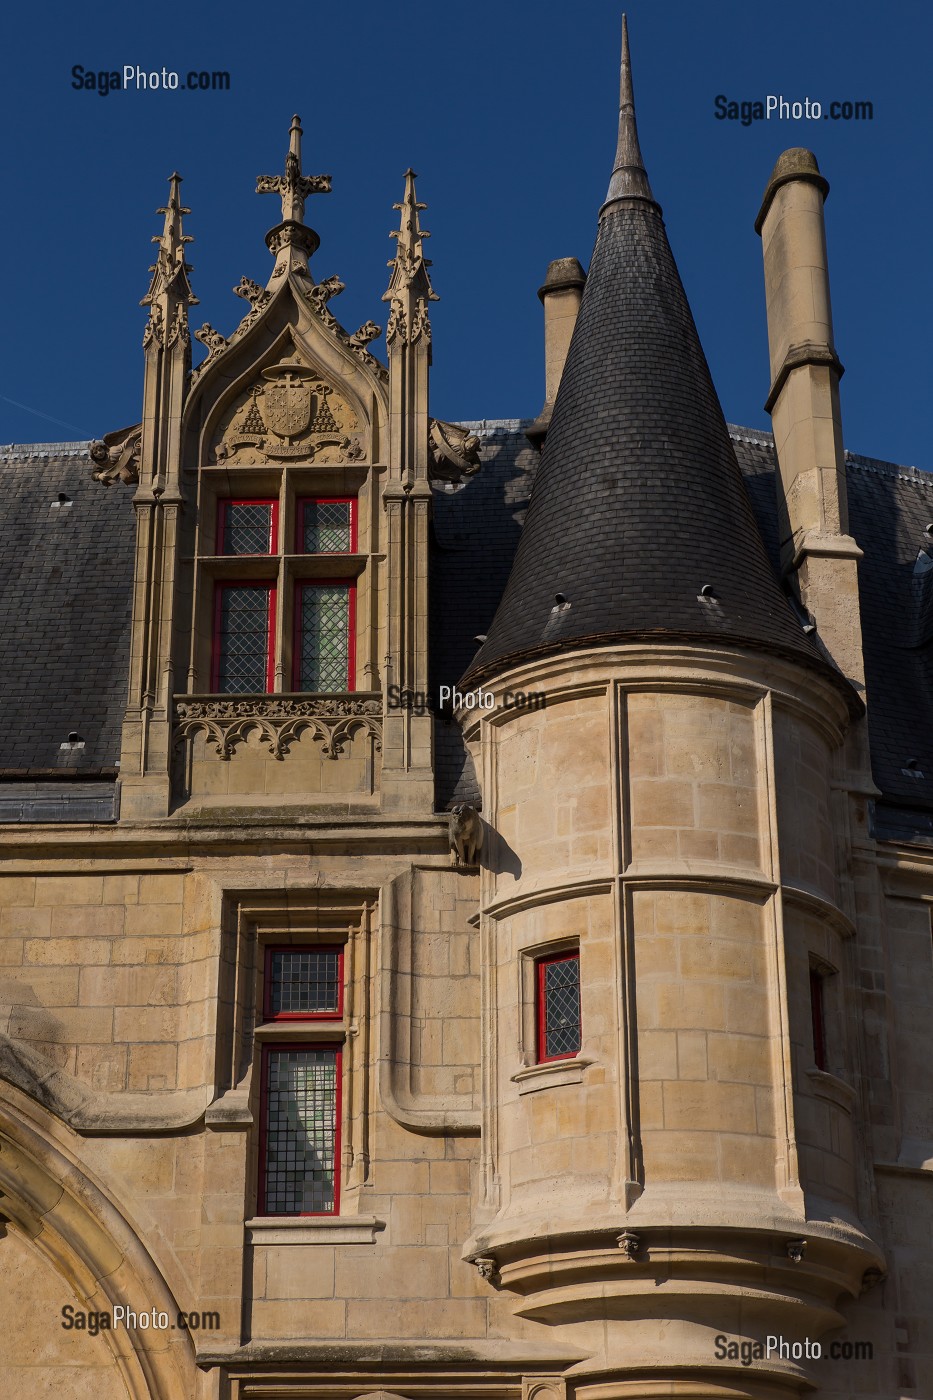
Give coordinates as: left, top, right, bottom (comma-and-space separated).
537, 952, 581, 1061
221, 500, 275, 555
215, 584, 273, 693
267, 947, 342, 1018
262, 1047, 339, 1214
301, 499, 353, 553
296, 584, 351, 691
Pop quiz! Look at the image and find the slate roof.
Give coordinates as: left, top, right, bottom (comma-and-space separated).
462, 28, 848, 709
0, 443, 135, 779
0, 432, 929, 829
432, 423, 933, 820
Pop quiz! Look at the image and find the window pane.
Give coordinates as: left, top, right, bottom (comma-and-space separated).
223, 502, 273, 555
302, 500, 351, 553
263, 1048, 338, 1214
269, 948, 341, 1016
810, 969, 826, 1071
217, 586, 271, 692
542, 955, 581, 1058
297, 585, 350, 691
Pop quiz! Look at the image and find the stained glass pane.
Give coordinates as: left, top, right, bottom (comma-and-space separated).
542, 956, 581, 1058
223, 502, 273, 555
270, 949, 341, 1016
217, 586, 271, 692
302, 500, 352, 553
298, 585, 350, 691
263, 1048, 338, 1214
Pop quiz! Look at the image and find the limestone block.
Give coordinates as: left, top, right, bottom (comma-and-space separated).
0, 906, 51, 939
34, 877, 105, 906
262, 1246, 336, 1299
24, 936, 112, 966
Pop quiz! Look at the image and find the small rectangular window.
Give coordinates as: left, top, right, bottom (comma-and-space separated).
213, 583, 275, 693
260, 1046, 340, 1215
218, 499, 277, 555
264, 946, 343, 1020
294, 581, 354, 692
298, 498, 355, 554
536, 951, 582, 1063
810, 967, 827, 1071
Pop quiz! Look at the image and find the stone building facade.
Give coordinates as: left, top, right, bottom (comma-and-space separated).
1, 20, 931, 1400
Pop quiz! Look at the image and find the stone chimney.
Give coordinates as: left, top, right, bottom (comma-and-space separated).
756, 148, 866, 690
526, 257, 585, 447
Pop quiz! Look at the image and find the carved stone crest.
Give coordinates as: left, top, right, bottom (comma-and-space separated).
262, 361, 315, 439
211, 353, 361, 466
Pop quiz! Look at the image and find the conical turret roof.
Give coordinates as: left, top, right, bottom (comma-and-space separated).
465, 20, 845, 694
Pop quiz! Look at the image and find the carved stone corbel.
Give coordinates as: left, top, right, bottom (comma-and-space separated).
89, 424, 143, 486
428, 419, 482, 484
617, 1230, 641, 1260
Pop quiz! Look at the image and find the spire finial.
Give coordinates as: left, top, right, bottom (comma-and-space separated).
382, 169, 439, 343
601, 14, 655, 214
257, 115, 332, 225
141, 171, 198, 309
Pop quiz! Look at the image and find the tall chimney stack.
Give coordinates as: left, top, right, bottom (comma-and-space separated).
756, 148, 865, 690
527, 257, 586, 447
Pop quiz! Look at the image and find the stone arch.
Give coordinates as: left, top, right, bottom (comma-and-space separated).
0, 1091, 195, 1400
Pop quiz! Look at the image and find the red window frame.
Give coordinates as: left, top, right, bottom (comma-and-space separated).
263, 944, 345, 1021
216, 498, 279, 556
536, 949, 582, 1064
257, 1043, 342, 1216
211, 581, 276, 693
295, 496, 357, 555
810, 968, 827, 1071
293, 579, 356, 692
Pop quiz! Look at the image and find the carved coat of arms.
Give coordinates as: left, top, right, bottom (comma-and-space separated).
262, 362, 314, 440
211, 351, 359, 465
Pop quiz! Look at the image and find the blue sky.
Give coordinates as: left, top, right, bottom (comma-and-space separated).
1, 0, 929, 467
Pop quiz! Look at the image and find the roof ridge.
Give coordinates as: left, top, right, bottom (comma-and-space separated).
0, 441, 91, 461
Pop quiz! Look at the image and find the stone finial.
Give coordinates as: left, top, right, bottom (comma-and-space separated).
256, 115, 332, 226
601, 14, 655, 213
141, 172, 199, 310
383, 170, 440, 344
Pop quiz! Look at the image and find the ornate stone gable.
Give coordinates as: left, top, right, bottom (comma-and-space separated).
211, 353, 364, 466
